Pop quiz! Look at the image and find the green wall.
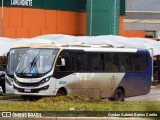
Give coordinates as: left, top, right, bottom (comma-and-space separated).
2, 0, 86, 12
2, 0, 125, 14
1, 0, 125, 36
87, 0, 120, 36
120, 0, 125, 15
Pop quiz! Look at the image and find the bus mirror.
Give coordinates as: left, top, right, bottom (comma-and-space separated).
56, 57, 65, 66
0, 71, 5, 77
61, 58, 65, 66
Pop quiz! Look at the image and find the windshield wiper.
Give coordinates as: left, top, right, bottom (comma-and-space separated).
19, 50, 41, 74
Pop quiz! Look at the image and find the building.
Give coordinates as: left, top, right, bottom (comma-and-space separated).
124, 0, 160, 83
0, 0, 159, 39
1, 0, 160, 83
124, 0, 160, 39
0, 0, 126, 38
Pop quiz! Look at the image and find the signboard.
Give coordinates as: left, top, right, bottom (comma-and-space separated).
11, 0, 32, 7
0, 0, 86, 11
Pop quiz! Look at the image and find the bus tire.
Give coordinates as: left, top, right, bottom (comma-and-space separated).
113, 88, 125, 102
21, 95, 41, 101
56, 89, 66, 96
108, 98, 114, 101
21, 95, 28, 101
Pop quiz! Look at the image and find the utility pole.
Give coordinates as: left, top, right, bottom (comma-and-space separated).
90, 0, 93, 36
1, 0, 4, 37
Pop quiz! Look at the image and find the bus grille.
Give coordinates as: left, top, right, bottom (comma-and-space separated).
14, 85, 49, 93
16, 81, 41, 87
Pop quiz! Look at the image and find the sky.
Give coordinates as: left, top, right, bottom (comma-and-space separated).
126, 0, 160, 11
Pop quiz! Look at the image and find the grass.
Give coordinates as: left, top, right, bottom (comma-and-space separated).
0, 95, 160, 111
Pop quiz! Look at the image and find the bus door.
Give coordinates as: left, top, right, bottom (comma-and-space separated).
54, 51, 76, 94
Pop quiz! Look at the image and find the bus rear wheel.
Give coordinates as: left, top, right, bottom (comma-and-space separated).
112, 88, 125, 102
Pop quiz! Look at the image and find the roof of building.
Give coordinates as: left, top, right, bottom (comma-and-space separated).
126, 0, 160, 12
125, 0, 160, 31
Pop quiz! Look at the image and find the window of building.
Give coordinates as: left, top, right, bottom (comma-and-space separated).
145, 31, 156, 38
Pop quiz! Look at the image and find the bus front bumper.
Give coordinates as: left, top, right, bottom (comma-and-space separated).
13, 85, 56, 96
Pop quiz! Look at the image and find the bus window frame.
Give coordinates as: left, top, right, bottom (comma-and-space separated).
54, 50, 149, 77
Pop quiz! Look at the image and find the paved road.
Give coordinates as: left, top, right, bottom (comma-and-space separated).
126, 87, 160, 101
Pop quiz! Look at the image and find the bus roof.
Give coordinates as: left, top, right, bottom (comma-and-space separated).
30, 43, 149, 53
10, 43, 53, 49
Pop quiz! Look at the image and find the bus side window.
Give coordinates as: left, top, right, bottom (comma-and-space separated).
119, 54, 126, 72
90, 53, 104, 72
105, 53, 118, 72
56, 56, 74, 72
76, 53, 89, 72
125, 54, 132, 71
64, 56, 74, 71
132, 54, 141, 71
140, 54, 148, 71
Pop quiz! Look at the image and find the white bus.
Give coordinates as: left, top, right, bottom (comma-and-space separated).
6, 43, 46, 94
13, 44, 152, 101
6, 44, 30, 94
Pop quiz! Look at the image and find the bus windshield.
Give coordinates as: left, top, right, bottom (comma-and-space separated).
7, 48, 28, 77
15, 48, 58, 76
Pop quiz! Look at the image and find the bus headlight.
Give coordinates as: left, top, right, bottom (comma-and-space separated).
14, 78, 19, 85
40, 77, 50, 85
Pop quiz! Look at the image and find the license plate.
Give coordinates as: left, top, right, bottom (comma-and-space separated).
24, 88, 31, 92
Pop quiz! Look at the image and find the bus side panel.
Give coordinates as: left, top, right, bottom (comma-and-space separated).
5, 75, 14, 94
55, 72, 125, 98
124, 72, 150, 97
72, 73, 125, 98
123, 55, 152, 97
98, 73, 125, 98
55, 73, 76, 94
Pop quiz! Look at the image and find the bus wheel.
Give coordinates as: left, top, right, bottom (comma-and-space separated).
113, 88, 125, 102
21, 95, 28, 101
21, 95, 41, 101
56, 89, 65, 96
108, 98, 114, 101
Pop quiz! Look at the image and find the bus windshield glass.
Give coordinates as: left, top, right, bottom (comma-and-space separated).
15, 48, 58, 76
7, 48, 28, 76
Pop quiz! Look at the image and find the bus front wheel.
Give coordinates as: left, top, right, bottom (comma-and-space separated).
56, 89, 66, 96
21, 95, 41, 101
111, 88, 125, 102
